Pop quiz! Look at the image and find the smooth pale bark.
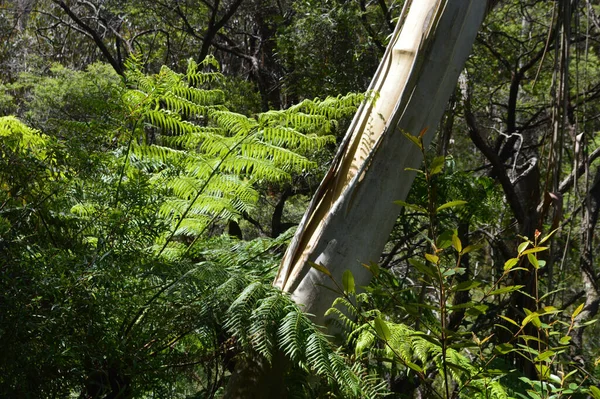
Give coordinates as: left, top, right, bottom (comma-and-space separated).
275, 0, 489, 326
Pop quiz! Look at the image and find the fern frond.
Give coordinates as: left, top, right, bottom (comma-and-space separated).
0, 116, 48, 154
131, 141, 187, 164
240, 142, 316, 171
225, 282, 268, 347
145, 109, 197, 136
171, 86, 225, 107
248, 293, 288, 361
211, 110, 258, 137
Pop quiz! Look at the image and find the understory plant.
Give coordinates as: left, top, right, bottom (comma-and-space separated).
314, 131, 599, 398
0, 59, 386, 398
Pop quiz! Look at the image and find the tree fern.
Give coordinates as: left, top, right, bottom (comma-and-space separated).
119, 56, 363, 257
224, 289, 388, 398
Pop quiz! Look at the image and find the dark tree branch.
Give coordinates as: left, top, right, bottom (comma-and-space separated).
51, 0, 124, 75
460, 75, 526, 225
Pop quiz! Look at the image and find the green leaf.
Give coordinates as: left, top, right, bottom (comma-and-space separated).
452, 233, 462, 253
453, 280, 481, 291
309, 261, 331, 277
499, 315, 520, 327
494, 343, 514, 354
362, 262, 380, 278
534, 350, 555, 362
466, 304, 488, 317
572, 303, 585, 319
518, 241, 530, 254
488, 285, 524, 296
437, 230, 454, 249
406, 361, 423, 373
538, 228, 558, 245
460, 244, 482, 255
504, 257, 519, 271
430, 156, 445, 175
409, 258, 437, 279
394, 200, 428, 214
535, 364, 550, 380
521, 247, 549, 256
374, 317, 391, 341
559, 336, 572, 345
590, 386, 600, 399
436, 200, 467, 212
403, 132, 423, 150
425, 253, 439, 264
527, 253, 539, 269
342, 270, 355, 294
522, 312, 541, 328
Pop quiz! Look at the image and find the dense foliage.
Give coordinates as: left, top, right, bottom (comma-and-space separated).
1, 0, 600, 398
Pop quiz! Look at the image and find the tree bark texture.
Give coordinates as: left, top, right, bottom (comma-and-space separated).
275, 0, 489, 326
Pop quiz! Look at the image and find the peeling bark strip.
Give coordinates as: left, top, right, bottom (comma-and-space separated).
275, 0, 489, 325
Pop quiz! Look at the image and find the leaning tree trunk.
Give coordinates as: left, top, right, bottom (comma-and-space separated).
225, 2, 492, 397
274, 0, 490, 326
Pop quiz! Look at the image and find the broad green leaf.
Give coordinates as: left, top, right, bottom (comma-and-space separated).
504, 257, 519, 271
425, 253, 439, 264
436, 200, 467, 212
494, 343, 514, 354
309, 261, 331, 277
466, 304, 488, 317
534, 350, 555, 362
374, 317, 391, 341
559, 336, 572, 345
518, 241, 530, 254
453, 280, 481, 291
499, 315, 520, 327
430, 156, 445, 175
527, 253, 539, 269
461, 244, 482, 255
535, 364, 550, 380
437, 230, 453, 249
572, 303, 585, 319
521, 246, 549, 256
406, 361, 423, 373
452, 233, 462, 253
522, 312, 541, 328
488, 285, 524, 296
342, 269, 355, 294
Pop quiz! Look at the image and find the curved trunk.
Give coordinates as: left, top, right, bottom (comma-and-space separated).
275, 0, 489, 326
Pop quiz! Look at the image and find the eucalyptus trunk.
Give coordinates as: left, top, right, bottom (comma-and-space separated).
275, 0, 490, 326
225, 2, 491, 397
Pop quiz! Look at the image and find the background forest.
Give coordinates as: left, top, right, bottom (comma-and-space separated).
1, 0, 600, 398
